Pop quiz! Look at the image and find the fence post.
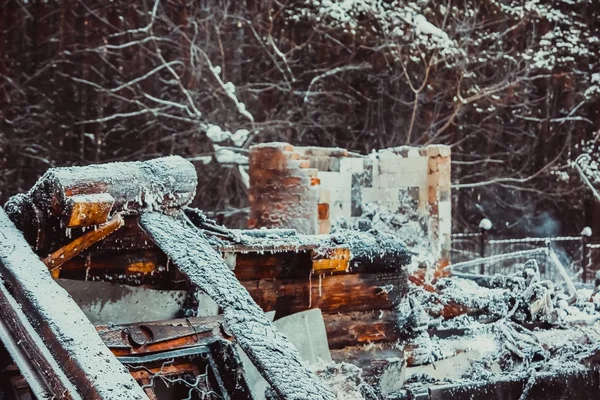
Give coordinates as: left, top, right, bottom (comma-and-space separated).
478, 218, 492, 275
581, 227, 592, 283
479, 229, 486, 274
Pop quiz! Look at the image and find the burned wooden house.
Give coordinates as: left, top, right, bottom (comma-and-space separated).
0, 156, 411, 399
2, 155, 600, 400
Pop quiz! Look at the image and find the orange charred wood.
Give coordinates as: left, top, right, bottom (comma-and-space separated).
311, 247, 350, 273
59, 250, 162, 277
98, 316, 226, 357
65, 193, 115, 228
42, 214, 124, 276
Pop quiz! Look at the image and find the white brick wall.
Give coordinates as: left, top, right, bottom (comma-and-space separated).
250, 143, 452, 264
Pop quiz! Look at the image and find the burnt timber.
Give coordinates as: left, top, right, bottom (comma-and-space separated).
139, 211, 335, 400
0, 208, 147, 399
0, 156, 413, 399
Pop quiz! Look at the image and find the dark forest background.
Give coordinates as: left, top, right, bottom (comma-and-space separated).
1, 0, 600, 236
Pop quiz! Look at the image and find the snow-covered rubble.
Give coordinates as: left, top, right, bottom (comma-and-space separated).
396, 258, 600, 397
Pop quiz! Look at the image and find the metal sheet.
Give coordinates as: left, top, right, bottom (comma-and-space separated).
56, 279, 210, 325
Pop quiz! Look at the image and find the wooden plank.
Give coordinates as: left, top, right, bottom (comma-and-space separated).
0, 208, 147, 400
233, 251, 312, 280
323, 310, 402, 349
139, 211, 335, 400
42, 214, 124, 277
241, 272, 407, 315
97, 316, 225, 357
0, 278, 80, 400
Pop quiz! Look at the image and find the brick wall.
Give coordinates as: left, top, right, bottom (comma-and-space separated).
248, 143, 451, 264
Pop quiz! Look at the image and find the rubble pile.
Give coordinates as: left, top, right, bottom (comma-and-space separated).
2, 155, 600, 399
394, 258, 600, 399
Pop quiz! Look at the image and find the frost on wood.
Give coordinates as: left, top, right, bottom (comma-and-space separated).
0, 208, 146, 400
4, 155, 197, 251
139, 211, 335, 400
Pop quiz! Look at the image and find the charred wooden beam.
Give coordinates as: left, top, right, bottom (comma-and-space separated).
98, 316, 226, 357
4, 156, 197, 252
323, 310, 402, 349
232, 251, 313, 281
42, 214, 124, 277
241, 272, 407, 316
0, 209, 146, 400
59, 250, 162, 273
0, 277, 80, 399
139, 211, 335, 400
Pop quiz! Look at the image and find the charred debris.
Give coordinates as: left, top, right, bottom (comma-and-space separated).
0, 156, 599, 399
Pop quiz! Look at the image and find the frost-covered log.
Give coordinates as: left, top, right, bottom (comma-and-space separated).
4, 156, 197, 251
139, 211, 335, 400
0, 274, 80, 399
241, 272, 406, 315
0, 208, 146, 400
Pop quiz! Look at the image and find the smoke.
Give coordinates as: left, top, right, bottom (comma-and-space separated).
523, 211, 561, 237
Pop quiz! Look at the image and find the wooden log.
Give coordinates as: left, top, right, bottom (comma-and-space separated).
0, 208, 146, 400
233, 251, 312, 281
60, 250, 162, 273
323, 310, 402, 349
42, 214, 124, 277
139, 211, 335, 400
0, 276, 79, 399
4, 156, 197, 250
240, 272, 407, 316
32, 156, 197, 216
92, 216, 157, 252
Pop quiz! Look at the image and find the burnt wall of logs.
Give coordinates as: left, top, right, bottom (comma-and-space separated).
1, 155, 412, 396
